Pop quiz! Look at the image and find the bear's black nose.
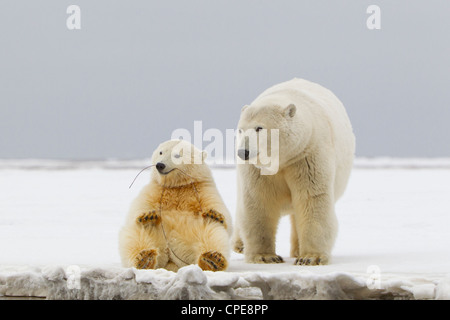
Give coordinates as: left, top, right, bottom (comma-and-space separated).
237, 149, 250, 160
156, 162, 166, 172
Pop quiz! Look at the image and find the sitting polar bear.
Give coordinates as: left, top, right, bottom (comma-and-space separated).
119, 140, 232, 272
233, 78, 355, 265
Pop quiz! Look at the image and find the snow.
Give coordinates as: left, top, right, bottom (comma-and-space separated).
1, 159, 450, 299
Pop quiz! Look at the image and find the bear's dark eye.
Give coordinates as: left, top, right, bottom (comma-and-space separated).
238, 129, 242, 134
256, 127, 263, 132
174, 154, 180, 159
159, 151, 162, 155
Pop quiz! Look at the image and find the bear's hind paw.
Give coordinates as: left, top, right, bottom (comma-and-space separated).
198, 251, 227, 271
232, 239, 244, 254
134, 249, 157, 269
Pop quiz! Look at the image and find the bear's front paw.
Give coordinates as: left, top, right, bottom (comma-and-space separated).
294, 254, 328, 266
202, 209, 227, 228
198, 251, 227, 271
137, 210, 161, 226
246, 253, 284, 264
134, 249, 157, 269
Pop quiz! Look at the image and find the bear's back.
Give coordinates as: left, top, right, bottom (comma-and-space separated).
254, 78, 340, 110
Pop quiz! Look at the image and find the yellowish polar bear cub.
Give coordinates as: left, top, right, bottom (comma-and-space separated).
119, 140, 232, 272
233, 78, 355, 265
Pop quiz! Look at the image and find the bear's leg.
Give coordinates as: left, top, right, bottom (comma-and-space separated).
232, 201, 244, 254
196, 224, 230, 271
240, 200, 284, 264
169, 220, 230, 271
232, 232, 244, 254
119, 223, 169, 269
290, 214, 299, 258
292, 193, 337, 266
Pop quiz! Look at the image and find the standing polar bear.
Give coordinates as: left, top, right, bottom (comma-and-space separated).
233, 78, 355, 265
119, 140, 232, 272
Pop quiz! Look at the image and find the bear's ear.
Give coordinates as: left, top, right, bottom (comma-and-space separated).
202, 150, 208, 161
241, 105, 249, 113
284, 104, 296, 118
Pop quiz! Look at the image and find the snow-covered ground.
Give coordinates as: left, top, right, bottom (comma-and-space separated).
1, 159, 450, 299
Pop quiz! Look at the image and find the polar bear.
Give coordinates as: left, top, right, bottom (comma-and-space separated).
119, 140, 232, 272
232, 78, 355, 265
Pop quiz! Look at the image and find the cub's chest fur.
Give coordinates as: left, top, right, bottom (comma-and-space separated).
154, 183, 203, 213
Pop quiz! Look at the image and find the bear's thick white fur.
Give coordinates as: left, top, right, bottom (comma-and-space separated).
233, 78, 355, 265
119, 140, 231, 272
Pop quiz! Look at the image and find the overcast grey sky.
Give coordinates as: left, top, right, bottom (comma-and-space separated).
1, 1, 449, 160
